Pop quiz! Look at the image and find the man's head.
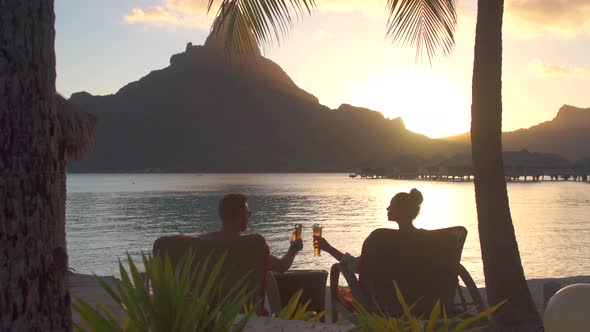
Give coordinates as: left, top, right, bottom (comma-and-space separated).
218, 193, 251, 232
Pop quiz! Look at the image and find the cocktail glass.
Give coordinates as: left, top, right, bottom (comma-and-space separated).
312, 224, 322, 256
292, 224, 302, 241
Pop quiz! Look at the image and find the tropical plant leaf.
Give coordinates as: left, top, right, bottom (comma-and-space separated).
451, 299, 507, 332
352, 282, 505, 332
207, 0, 317, 56
126, 254, 153, 324
72, 294, 119, 332
385, 0, 456, 63
117, 258, 148, 330
97, 302, 121, 329
75, 251, 253, 332
275, 289, 325, 322
424, 300, 439, 331
277, 288, 303, 319
207, 0, 456, 63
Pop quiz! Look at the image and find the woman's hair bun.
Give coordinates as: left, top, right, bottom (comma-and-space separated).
409, 188, 423, 206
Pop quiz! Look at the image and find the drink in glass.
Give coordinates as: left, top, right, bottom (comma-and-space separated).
312, 224, 322, 256
292, 224, 302, 241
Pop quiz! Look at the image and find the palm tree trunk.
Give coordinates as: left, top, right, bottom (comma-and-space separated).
0, 1, 71, 330
471, 0, 542, 330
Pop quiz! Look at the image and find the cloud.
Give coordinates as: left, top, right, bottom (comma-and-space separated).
122, 0, 590, 40
123, 0, 216, 30
506, 0, 590, 38
124, 6, 182, 26
124, 0, 389, 30
311, 29, 333, 40
528, 59, 589, 78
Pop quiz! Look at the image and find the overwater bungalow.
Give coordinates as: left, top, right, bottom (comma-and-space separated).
429, 150, 577, 181
352, 150, 588, 182
434, 152, 473, 181
573, 158, 590, 181
503, 150, 570, 181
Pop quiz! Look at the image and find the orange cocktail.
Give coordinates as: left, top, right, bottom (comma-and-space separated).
312, 224, 322, 256
292, 224, 302, 241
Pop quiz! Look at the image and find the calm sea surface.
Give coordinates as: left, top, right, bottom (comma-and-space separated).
66, 174, 590, 286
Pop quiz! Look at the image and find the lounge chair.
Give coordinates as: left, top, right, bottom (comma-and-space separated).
330, 226, 484, 322
152, 234, 281, 315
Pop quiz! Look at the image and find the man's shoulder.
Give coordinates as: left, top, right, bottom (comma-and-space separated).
197, 232, 267, 241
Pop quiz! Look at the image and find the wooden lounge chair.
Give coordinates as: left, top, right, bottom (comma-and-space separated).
330, 226, 484, 322
152, 234, 281, 315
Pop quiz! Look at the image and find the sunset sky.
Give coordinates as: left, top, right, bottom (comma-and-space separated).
55, 0, 590, 138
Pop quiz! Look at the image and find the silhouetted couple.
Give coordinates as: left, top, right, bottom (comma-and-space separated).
201, 188, 424, 273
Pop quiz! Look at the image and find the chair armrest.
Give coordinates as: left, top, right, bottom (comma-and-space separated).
458, 263, 485, 313
331, 263, 368, 310
265, 271, 282, 316
330, 263, 343, 322
340, 263, 367, 308
330, 263, 341, 303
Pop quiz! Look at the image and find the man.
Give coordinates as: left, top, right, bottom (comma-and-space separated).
201, 193, 303, 273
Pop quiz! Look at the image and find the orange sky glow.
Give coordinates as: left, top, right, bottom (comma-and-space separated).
56, 0, 590, 138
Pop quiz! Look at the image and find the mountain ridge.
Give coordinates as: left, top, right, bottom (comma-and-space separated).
68, 27, 588, 171
441, 105, 590, 161
67, 38, 465, 172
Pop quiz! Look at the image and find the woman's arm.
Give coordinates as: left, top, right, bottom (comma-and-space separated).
316, 237, 361, 274
314, 236, 344, 262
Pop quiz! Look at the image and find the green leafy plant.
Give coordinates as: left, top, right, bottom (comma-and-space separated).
353, 282, 506, 332
275, 289, 325, 322
73, 252, 254, 332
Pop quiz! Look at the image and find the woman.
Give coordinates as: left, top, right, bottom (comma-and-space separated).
314, 188, 424, 270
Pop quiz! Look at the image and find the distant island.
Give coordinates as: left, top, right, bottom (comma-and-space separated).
441, 105, 590, 162
66, 29, 590, 173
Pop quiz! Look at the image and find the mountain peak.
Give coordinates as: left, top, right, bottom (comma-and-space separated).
70, 91, 94, 99
203, 17, 261, 57
552, 104, 590, 128
556, 104, 588, 116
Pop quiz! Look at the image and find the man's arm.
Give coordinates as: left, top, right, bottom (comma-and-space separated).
269, 239, 302, 273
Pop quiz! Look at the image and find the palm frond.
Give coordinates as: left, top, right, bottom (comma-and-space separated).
207, 0, 317, 56
385, 0, 457, 63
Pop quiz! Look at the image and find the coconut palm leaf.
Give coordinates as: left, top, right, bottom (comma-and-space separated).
207, 0, 456, 63
385, 0, 457, 62
207, 0, 316, 55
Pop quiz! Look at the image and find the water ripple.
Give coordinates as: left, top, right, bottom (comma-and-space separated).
66, 174, 590, 286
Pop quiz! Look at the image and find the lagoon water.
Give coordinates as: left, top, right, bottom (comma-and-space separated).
66, 173, 590, 286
